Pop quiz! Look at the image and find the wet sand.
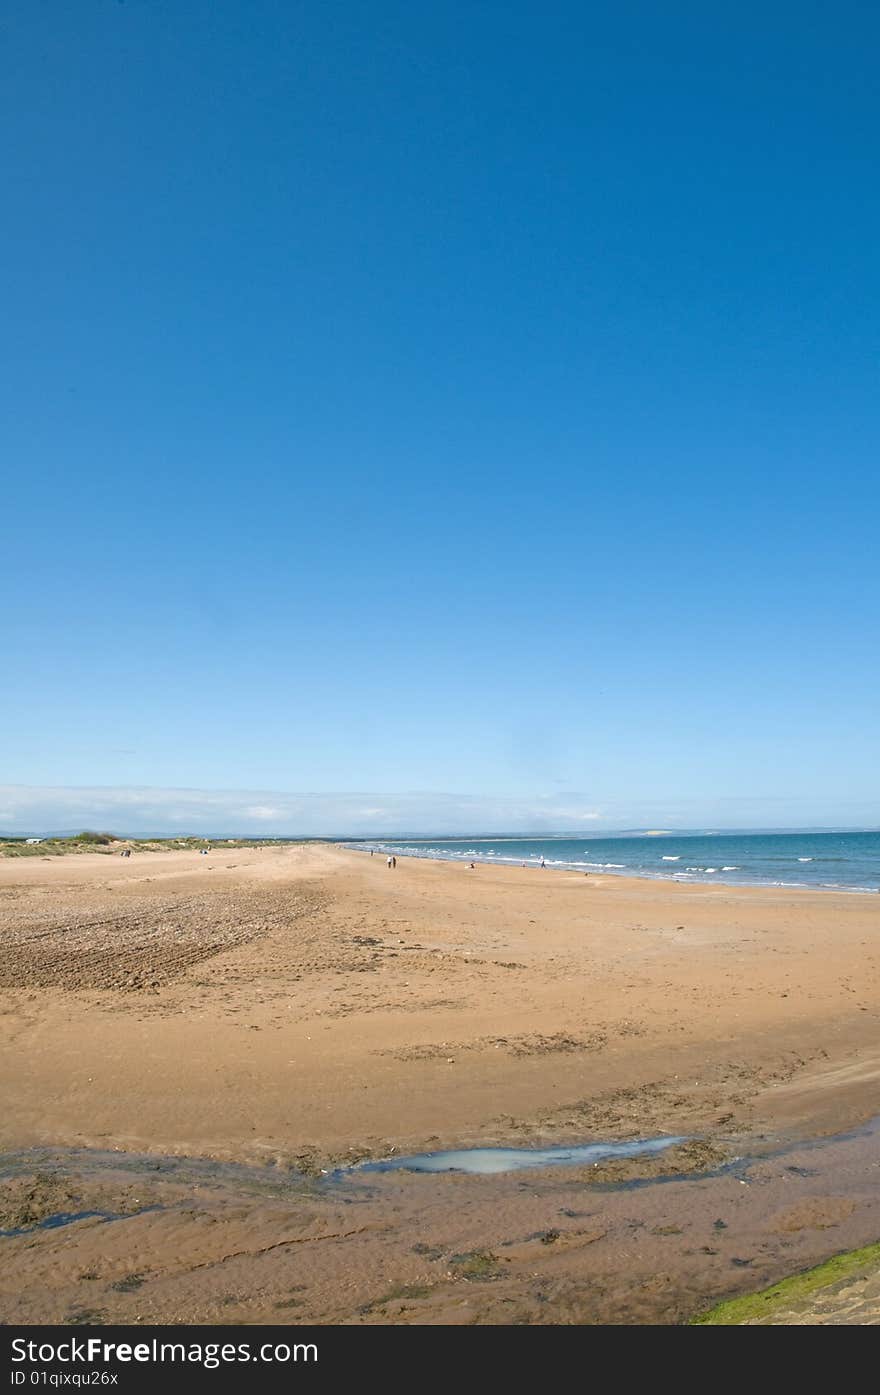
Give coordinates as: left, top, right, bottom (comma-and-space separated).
2, 842, 879, 1322
2, 1122, 880, 1324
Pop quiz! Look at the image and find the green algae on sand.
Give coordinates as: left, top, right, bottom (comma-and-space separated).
691, 1240, 880, 1325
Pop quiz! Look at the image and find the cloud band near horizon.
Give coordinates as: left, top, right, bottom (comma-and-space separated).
0, 785, 876, 837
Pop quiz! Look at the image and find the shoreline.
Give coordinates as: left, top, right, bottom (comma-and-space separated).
346, 840, 880, 896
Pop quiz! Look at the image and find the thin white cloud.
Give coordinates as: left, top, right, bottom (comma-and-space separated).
0, 785, 607, 836
0, 786, 875, 836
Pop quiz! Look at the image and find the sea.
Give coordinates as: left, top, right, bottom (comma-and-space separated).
348, 831, 880, 892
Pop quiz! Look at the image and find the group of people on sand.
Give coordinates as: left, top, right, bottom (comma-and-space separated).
367, 848, 398, 868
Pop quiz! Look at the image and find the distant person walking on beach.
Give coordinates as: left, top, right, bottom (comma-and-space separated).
386, 855, 392, 868
392, 855, 397, 869
540, 857, 546, 868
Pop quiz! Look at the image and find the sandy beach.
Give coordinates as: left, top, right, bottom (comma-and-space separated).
2, 842, 879, 1323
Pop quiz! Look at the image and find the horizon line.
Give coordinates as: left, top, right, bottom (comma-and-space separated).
5, 825, 879, 841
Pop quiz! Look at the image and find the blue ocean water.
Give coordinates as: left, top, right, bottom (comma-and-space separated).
351, 831, 880, 892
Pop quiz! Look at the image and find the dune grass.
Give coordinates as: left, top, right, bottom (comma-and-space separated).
0, 835, 305, 857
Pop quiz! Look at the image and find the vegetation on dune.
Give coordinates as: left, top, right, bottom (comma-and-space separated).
0, 834, 308, 858
0, 840, 72, 858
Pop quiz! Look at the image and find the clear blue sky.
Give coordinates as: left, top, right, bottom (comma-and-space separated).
2, 2, 878, 833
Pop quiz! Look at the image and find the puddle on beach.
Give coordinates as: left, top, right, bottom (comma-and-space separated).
353, 1134, 687, 1175
0, 1205, 164, 1240
0, 1209, 111, 1239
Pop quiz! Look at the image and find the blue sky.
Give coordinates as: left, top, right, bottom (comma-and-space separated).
2, 3, 878, 834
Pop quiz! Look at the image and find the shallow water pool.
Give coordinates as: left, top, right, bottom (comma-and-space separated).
353, 1135, 687, 1175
